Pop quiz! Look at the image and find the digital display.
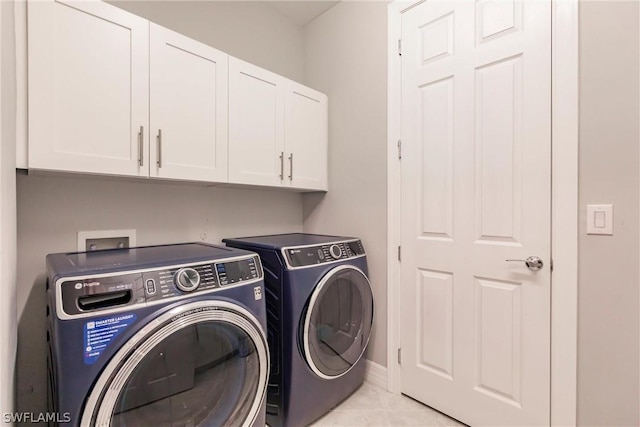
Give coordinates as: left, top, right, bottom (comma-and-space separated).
223, 260, 254, 281
348, 241, 364, 255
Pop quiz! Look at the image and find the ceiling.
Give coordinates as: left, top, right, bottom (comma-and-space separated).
266, 1, 340, 26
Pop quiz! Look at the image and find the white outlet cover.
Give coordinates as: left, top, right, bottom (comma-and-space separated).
78, 229, 137, 251
586, 205, 613, 235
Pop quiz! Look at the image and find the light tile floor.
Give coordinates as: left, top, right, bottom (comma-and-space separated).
309, 381, 467, 427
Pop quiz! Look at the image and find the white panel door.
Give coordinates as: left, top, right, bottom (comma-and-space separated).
228, 58, 285, 187
284, 82, 328, 191
28, 0, 149, 177
150, 24, 228, 183
400, 1, 551, 426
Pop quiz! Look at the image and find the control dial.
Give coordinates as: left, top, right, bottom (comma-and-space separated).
329, 244, 343, 260
174, 268, 200, 292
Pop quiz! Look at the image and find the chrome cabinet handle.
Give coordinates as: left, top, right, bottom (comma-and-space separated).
156, 129, 162, 168
279, 152, 284, 180
288, 153, 293, 180
506, 256, 544, 271
138, 126, 144, 167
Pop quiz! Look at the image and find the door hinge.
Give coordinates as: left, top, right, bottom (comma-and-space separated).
398, 39, 402, 56
397, 348, 402, 365
397, 140, 402, 160
397, 246, 401, 261
550, 258, 554, 272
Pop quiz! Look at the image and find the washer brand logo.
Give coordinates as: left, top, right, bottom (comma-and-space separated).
82, 281, 101, 288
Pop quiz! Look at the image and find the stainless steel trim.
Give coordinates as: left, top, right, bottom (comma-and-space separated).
279, 152, 284, 180
138, 126, 144, 167
156, 129, 163, 168
54, 254, 263, 320
279, 238, 364, 271
80, 300, 269, 427
302, 265, 373, 380
288, 153, 293, 180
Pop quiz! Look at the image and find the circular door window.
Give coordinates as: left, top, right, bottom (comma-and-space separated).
302, 265, 374, 379
81, 301, 269, 427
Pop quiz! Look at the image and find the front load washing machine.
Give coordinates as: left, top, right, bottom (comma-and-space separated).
47, 243, 269, 427
223, 234, 374, 427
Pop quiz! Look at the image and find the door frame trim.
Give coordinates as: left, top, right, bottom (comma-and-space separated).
386, 1, 579, 425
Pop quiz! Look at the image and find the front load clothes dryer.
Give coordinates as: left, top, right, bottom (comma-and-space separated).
46, 243, 269, 427
223, 233, 374, 427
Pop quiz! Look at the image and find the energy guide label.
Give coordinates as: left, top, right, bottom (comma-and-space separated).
83, 314, 136, 365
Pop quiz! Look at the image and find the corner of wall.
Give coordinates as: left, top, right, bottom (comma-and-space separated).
0, 0, 19, 416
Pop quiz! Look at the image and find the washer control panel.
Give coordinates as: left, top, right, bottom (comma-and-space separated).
284, 240, 365, 268
59, 255, 262, 317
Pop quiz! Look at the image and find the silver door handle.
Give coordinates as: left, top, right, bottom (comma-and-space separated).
506, 256, 544, 271
138, 126, 144, 167
156, 129, 162, 168
279, 152, 284, 180
288, 153, 293, 180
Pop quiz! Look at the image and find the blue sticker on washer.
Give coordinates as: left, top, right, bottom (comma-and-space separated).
83, 313, 137, 365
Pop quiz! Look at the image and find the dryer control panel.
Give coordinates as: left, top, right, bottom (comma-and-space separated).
283, 240, 365, 268
57, 255, 262, 319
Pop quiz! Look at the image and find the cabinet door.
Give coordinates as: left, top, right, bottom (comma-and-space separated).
149, 24, 228, 183
228, 58, 285, 187
284, 82, 328, 191
28, 0, 149, 177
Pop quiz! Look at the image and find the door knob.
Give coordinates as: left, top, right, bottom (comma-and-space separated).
505, 256, 544, 271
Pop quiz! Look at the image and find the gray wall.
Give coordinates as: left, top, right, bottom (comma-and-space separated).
109, 1, 304, 82
302, 1, 389, 367
16, 1, 306, 415
578, 2, 640, 425
1, 0, 18, 415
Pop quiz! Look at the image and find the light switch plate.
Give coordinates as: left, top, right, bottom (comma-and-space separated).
586, 205, 613, 235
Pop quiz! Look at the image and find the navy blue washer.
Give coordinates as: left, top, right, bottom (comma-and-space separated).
223, 233, 374, 427
47, 243, 269, 427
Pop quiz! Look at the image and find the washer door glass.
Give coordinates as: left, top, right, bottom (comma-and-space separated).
302, 266, 374, 379
81, 302, 268, 427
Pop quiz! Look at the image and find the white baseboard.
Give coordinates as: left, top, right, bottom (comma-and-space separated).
364, 360, 387, 390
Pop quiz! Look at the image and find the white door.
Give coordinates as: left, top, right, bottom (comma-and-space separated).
400, 1, 551, 426
228, 58, 285, 187
28, 0, 149, 177
284, 82, 328, 191
150, 24, 228, 183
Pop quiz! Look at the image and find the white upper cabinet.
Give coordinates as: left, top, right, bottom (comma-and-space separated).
228, 58, 328, 191
285, 82, 328, 191
228, 57, 286, 187
26, 0, 327, 191
149, 24, 228, 183
28, 0, 149, 177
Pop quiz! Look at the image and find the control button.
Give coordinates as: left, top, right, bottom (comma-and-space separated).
329, 244, 342, 259
145, 279, 156, 295
174, 268, 201, 292
317, 249, 325, 259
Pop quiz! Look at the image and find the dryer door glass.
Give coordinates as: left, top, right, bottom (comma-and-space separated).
303, 265, 374, 379
81, 302, 269, 427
